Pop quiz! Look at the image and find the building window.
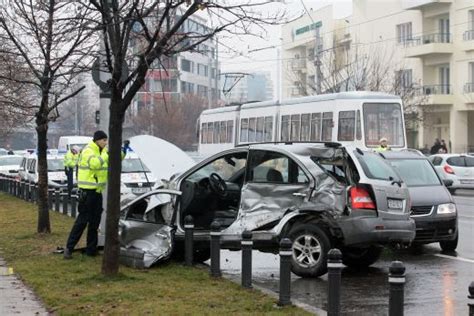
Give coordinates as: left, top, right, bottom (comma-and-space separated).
181, 81, 194, 94
197, 64, 208, 77
396, 22, 412, 44
396, 69, 413, 89
181, 59, 192, 72
197, 85, 208, 96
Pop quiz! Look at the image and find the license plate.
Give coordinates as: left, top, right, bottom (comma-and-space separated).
388, 199, 403, 210
132, 187, 148, 194
460, 179, 474, 184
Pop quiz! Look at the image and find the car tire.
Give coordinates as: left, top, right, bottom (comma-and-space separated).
172, 245, 211, 263
342, 246, 383, 268
287, 224, 331, 278
439, 232, 458, 252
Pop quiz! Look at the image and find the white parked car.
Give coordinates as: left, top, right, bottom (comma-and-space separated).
0, 155, 23, 177
429, 154, 474, 193
18, 154, 35, 182
121, 152, 157, 196
57, 136, 91, 154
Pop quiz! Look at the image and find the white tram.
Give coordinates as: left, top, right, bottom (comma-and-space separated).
198, 91, 407, 158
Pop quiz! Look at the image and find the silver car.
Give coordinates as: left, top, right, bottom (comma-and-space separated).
118, 139, 415, 278
429, 154, 474, 193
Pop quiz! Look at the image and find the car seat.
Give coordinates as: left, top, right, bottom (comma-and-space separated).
266, 168, 283, 183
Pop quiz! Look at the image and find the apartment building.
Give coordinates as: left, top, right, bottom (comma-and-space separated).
131, 14, 220, 113
281, 0, 474, 152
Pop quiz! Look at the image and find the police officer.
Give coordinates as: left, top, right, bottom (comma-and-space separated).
375, 137, 390, 152
63, 145, 80, 195
64, 130, 113, 259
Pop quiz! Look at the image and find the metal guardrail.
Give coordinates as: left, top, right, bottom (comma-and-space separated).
464, 83, 474, 94
463, 30, 474, 41
405, 33, 452, 47
420, 84, 452, 95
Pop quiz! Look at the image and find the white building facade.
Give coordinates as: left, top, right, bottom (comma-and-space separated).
281, 0, 474, 152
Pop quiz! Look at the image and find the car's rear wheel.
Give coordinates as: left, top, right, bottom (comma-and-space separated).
287, 224, 331, 278
440, 231, 458, 252
342, 246, 383, 268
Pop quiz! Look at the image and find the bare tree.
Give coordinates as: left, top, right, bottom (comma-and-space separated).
88, 0, 285, 276
0, 1, 95, 233
128, 94, 207, 149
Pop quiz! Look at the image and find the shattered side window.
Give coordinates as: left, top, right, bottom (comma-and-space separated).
187, 152, 247, 181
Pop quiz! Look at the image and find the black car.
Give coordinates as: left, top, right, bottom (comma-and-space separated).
381, 150, 458, 251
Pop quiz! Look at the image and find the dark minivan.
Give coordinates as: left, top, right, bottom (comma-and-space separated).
381, 150, 458, 251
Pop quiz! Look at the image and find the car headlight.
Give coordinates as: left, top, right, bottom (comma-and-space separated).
437, 203, 456, 214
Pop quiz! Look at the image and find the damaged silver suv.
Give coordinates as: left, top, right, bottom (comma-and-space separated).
118, 141, 415, 277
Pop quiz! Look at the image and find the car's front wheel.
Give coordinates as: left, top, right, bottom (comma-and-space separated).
440, 231, 458, 252
287, 224, 331, 278
342, 246, 383, 268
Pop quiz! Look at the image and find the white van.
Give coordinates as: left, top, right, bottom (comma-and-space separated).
121, 152, 157, 196
25, 154, 70, 189
58, 136, 91, 154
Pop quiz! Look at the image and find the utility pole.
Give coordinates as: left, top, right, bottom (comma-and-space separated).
214, 37, 219, 105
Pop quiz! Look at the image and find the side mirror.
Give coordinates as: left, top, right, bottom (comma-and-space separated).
443, 179, 453, 187
28, 170, 35, 174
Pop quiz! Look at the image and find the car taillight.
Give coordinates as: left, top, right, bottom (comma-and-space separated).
350, 186, 376, 210
444, 165, 455, 174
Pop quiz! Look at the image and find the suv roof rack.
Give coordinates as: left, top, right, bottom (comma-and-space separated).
235, 141, 342, 148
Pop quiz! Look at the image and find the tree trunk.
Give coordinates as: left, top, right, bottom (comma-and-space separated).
101, 95, 124, 276
36, 120, 51, 233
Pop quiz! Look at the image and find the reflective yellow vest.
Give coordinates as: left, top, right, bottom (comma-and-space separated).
375, 146, 390, 152
63, 150, 79, 169
77, 141, 109, 193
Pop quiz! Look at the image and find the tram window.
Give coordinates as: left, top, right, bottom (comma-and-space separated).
240, 118, 249, 142
248, 118, 256, 142
310, 113, 321, 141
214, 122, 220, 143
264, 116, 273, 142
281, 115, 290, 141
208, 122, 214, 143
256, 117, 264, 142
220, 121, 226, 143
363, 103, 404, 147
201, 123, 207, 144
227, 120, 233, 143
321, 112, 333, 142
338, 110, 355, 141
290, 114, 301, 141
301, 114, 310, 141
356, 110, 362, 140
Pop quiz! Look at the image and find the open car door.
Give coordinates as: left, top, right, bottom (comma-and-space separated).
119, 189, 181, 268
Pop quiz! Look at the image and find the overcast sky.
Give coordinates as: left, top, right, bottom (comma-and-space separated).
218, 0, 352, 96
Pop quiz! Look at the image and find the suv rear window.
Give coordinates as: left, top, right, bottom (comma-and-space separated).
388, 159, 441, 187
355, 151, 400, 181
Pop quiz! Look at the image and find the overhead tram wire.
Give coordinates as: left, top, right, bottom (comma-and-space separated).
221, 19, 474, 66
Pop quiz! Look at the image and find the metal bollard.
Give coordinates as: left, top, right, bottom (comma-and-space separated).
70, 194, 77, 218
48, 188, 54, 210
389, 261, 406, 316
184, 215, 194, 266
278, 238, 292, 306
328, 248, 343, 316
210, 220, 221, 278
33, 184, 39, 203
13, 179, 17, 197
61, 192, 68, 215
468, 281, 474, 316
54, 189, 60, 212
241, 230, 253, 288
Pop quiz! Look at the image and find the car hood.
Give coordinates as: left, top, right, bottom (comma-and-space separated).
408, 185, 452, 206
128, 135, 195, 184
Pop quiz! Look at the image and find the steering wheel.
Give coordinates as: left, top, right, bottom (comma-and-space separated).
209, 173, 227, 197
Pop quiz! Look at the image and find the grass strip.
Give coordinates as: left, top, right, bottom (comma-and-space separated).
0, 193, 311, 315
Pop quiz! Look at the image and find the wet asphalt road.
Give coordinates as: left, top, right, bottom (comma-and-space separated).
216, 190, 474, 315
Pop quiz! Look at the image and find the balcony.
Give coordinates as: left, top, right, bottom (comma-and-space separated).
461, 30, 474, 51
402, 0, 452, 10
419, 84, 453, 105
405, 33, 453, 58
465, 83, 474, 94
290, 59, 307, 71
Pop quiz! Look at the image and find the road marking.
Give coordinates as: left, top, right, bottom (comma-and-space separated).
434, 253, 474, 264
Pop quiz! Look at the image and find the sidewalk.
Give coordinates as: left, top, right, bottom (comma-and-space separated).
0, 255, 48, 316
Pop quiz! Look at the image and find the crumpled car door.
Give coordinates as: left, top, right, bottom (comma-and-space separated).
119, 189, 181, 268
